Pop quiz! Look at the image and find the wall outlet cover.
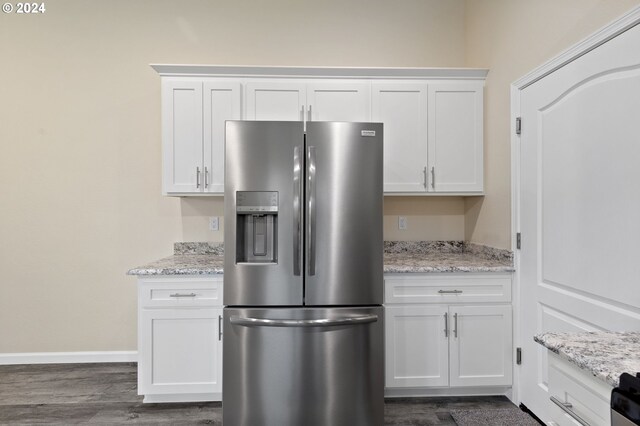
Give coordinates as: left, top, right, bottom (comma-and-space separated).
209, 216, 219, 231
398, 216, 408, 230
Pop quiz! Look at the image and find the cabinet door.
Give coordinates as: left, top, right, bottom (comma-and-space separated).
428, 83, 483, 192
203, 81, 241, 193
385, 305, 449, 388
372, 82, 428, 192
449, 305, 512, 387
162, 80, 203, 194
138, 307, 222, 396
306, 82, 371, 122
244, 81, 306, 121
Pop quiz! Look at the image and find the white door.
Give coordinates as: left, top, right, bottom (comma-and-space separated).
244, 81, 306, 121
518, 22, 640, 420
428, 83, 483, 192
449, 305, 512, 387
203, 81, 241, 193
372, 82, 428, 192
384, 305, 449, 388
162, 80, 203, 194
139, 308, 222, 395
306, 82, 371, 122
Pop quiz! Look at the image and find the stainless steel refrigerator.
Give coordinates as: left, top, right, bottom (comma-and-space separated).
223, 121, 384, 426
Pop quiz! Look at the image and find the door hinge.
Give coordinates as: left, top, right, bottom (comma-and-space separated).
515, 117, 522, 135
516, 232, 521, 250
516, 347, 522, 365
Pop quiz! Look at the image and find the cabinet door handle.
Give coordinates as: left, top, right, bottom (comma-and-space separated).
218, 315, 223, 341
431, 166, 435, 189
453, 312, 458, 338
307, 105, 312, 121
444, 312, 448, 337
169, 293, 197, 298
300, 106, 304, 121
204, 167, 209, 188
550, 396, 591, 426
196, 167, 201, 188
422, 166, 427, 189
438, 289, 463, 294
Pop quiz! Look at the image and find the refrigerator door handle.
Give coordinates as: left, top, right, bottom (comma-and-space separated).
293, 145, 302, 276
307, 146, 317, 276
229, 314, 378, 328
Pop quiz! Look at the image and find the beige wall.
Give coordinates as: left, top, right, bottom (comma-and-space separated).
3, 0, 638, 353
0, 0, 466, 353
463, 0, 640, 249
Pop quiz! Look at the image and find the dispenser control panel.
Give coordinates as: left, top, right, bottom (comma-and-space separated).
235, 191, 278, 264
236, 191, 278, 213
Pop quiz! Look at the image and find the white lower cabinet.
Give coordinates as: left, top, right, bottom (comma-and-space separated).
137, 276, 223, 402
384, 273, 513, 394
449, 305, 512, 387
385, 305, 449, 388
547, 352, 611, 426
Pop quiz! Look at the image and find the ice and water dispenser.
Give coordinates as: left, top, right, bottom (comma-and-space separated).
235, 191, 278, 264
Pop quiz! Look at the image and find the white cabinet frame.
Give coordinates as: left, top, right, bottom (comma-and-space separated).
137, 276, 223, 403
152, 65, 487, 197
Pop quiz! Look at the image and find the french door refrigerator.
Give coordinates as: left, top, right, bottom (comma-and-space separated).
223, 121, 384, 426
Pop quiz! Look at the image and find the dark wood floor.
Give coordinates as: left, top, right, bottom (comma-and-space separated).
0, 363, 519, 425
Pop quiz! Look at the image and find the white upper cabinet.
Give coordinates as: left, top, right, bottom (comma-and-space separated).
153, 65, 486, 197
162, 80, 204, 194
245, 81, 306, 121
306, 82, 370, 122
428, 83, 483, 193
245, 80, 370, 124
373, 81, 484, 194
161, 78, 240, 195
203, 81, 242, 193
372, 82, 428, 192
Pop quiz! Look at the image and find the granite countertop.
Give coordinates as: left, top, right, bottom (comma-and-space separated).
127, 241, 513, 276
534, 331, 640, 387
127, 242, 224, 275
383, 241, 513, 273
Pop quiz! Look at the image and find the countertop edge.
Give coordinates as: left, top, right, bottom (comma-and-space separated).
534, 332, 640, 388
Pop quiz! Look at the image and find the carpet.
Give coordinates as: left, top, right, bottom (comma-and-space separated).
450, 407, 541, 426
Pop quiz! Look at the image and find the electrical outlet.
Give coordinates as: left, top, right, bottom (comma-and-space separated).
398, 216, 408, 230
209, 216, 219, 231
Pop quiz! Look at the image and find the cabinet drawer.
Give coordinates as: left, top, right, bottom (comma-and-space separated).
138, 277, 223, 308
384, 273, 511, 304
547, 353, 611, 426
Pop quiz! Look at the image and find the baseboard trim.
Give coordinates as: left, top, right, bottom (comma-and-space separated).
0, 351, 138, 365
385, 386, 512, 398
142, 393, 222, 403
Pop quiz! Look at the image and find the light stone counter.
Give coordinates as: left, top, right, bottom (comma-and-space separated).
383, 241, 513, 273
127, 242, 224, 275
127, 241, 513, 276
535, 331, 640, 387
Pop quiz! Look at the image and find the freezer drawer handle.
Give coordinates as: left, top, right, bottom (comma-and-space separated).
229, 314, 378, 328
438, 289, 463, 294
550, 396, 591, 426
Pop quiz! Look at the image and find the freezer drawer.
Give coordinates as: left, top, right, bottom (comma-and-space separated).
223, 306, 384, 426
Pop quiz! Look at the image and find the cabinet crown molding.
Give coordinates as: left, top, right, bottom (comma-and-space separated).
150, 64, 488, 80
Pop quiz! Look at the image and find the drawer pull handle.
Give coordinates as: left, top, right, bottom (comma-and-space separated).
169, 293, 197, 298
438, 289, 463, 294
550, 396, 591, 426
